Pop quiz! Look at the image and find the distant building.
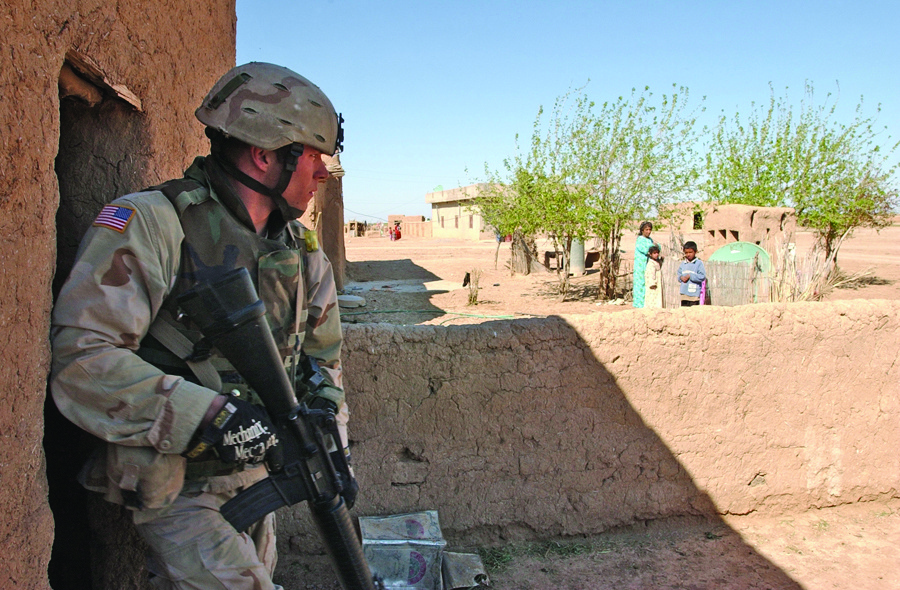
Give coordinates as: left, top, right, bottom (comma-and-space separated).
425, 184, 495, 240
345, 219, 367, 237
662, 202, 796, 252
385, 214, 432, 238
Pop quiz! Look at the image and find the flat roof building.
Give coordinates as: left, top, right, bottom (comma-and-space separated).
425, 184, 495, 240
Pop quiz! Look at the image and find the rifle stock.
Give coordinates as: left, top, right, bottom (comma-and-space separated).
176, 268, 381, 590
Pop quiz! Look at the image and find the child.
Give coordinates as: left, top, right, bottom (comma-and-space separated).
644, 245, 663, 309
677, 241, 706, 307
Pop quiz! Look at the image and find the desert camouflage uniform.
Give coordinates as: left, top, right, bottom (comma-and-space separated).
50, 155, 345, 589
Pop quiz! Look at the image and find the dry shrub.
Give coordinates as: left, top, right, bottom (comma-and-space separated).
768, 231, 871, 302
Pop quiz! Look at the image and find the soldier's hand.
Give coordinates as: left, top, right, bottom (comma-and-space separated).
184, 397, 281, 466
307, 395, 338, 416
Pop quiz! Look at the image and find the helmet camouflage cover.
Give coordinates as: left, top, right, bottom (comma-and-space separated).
196, 62, 343, 155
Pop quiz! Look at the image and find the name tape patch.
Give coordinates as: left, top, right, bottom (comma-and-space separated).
93, 205, 136, 233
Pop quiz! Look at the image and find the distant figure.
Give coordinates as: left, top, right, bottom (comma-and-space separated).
644, 244, 663, 309
388, 225, 396, 241
393, 222, 401, 240
678, 241, 706, 307
632, 221, 656, 308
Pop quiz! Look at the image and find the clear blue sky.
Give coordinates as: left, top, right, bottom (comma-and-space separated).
236, 0, 900, 223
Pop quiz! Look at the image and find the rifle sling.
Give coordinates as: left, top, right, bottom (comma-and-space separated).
147, 311, 223, 393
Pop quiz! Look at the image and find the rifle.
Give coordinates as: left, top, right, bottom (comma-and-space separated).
176, 268, 382, 590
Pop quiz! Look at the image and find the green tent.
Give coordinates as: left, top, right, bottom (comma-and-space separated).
708, 241, 771, 273
707, 242, 772, 304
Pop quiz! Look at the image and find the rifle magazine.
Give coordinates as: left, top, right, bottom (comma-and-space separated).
220, 470, 311, 531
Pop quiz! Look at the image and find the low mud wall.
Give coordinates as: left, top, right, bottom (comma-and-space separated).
279, 300, 899, 553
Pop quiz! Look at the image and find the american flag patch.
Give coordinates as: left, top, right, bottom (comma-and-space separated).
93, 205, 136, 233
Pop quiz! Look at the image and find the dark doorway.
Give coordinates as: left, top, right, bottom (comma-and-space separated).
46, 57, 148, 590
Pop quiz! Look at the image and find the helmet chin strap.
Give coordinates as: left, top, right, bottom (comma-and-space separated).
212, 142, 306, 220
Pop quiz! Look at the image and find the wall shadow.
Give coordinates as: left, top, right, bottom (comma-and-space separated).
297, 315, 808, 589
343, 259, 447, 325
489, 316, 800, 588
346, 258, 442, 282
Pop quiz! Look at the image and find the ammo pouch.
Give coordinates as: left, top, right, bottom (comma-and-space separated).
80, 445, 186, 510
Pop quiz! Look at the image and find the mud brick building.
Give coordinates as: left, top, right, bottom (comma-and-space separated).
1, 2, 236, 588
664, 202, 797, 251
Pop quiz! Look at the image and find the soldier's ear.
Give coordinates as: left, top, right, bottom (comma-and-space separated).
247, 145, 277, 174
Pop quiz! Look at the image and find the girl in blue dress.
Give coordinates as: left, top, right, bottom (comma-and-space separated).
632, 221, 655, 308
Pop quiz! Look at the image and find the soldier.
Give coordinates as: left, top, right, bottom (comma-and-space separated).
50, 63, 347, 589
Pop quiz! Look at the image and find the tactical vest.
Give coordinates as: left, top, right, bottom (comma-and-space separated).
137, 177, 309, 368
137, 177, 309, 478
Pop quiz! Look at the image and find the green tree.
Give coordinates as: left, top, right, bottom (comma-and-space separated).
476, 85, 702, 299
703, 82, 899, 260
475, 97, 596, 297
577, 86, 702, 298
473, 166, 548, 276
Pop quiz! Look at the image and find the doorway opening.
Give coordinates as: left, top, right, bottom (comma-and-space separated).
46, 51, 146, 590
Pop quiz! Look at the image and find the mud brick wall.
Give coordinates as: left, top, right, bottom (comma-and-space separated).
278, 300, 899, 555
1, 2, 235, 589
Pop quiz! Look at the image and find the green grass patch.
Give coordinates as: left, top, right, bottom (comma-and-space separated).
478, 539, 612, 573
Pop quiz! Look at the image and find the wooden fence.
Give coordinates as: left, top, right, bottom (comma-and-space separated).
657, 258, 765, 308
577, 248, 768, 308
705, 260, 761, 306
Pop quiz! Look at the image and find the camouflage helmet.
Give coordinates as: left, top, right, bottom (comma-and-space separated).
196, 62, 343, 155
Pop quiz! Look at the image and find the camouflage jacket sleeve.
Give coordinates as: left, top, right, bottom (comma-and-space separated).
301, 242, 345, 407
50, 192, 219, 455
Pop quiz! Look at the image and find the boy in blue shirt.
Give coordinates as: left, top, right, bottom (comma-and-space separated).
677, 241, 706, 306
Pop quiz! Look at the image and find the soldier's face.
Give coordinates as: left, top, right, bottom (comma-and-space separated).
283, 146, 329, 212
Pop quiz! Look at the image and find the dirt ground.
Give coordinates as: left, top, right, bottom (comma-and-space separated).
341, 226, 900, 325
283, 498, 900, 590
315, 225, 900, 590
474, 499, 900, 590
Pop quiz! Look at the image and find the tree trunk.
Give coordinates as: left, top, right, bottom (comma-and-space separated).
510, 231, 539, 275
597, 225, 623, 300
557, 236, 572, 301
